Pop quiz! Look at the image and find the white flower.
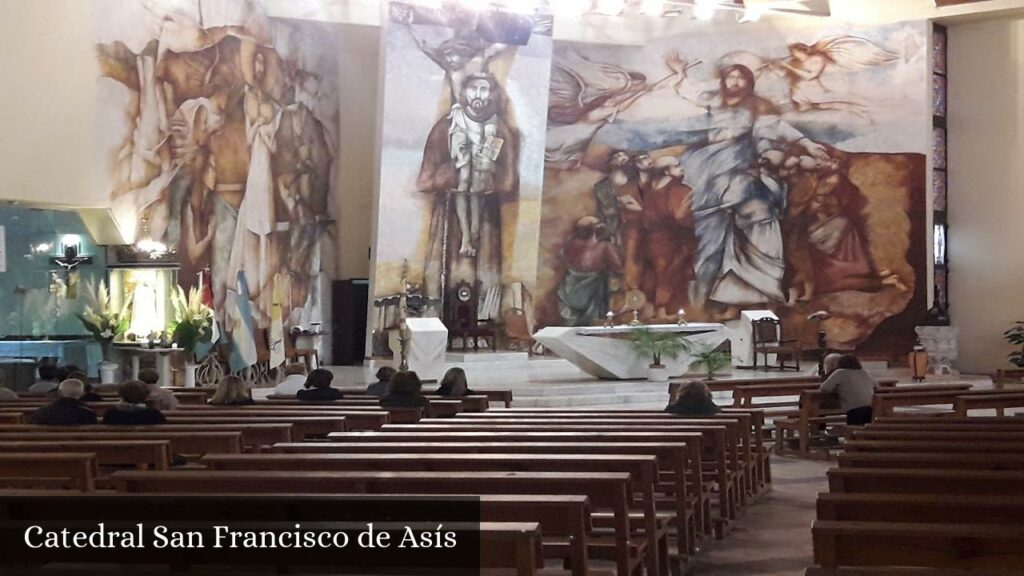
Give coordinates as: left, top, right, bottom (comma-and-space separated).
100, 329, 114, 339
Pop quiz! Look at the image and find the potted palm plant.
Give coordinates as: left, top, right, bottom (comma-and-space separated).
77, 279, 133, 385
1004, 321, 1024, 368
629, 328, 691, 382
169, 286, 216, 387
690, 347, 732, 380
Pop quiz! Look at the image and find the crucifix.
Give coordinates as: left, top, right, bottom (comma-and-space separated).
50, 244, 93, 299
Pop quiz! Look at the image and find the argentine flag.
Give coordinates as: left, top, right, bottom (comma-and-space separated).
229, 271, 259, 373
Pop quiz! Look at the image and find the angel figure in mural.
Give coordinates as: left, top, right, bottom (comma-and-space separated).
546, 50, 696, 170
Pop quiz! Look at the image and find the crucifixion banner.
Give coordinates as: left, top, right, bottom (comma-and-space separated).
370, 2, 552, 349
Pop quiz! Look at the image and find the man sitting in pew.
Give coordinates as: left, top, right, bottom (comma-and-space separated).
25, 364, 61, 396
296, 369, 344, 402
820, 355, 876, 426
665, 381, 722, 416
28, 379, 97, 425
381, 371, 430, 409
103, 381, 167, 425
139, 368, 179, 411
367, 366, 396, 397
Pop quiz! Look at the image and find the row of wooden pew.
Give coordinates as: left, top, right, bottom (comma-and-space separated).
807, 415, 1024, 575
0, 395, 771, 576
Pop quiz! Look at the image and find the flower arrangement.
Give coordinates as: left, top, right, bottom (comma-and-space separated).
169, 286, 216, 360
77, 279, 133, 360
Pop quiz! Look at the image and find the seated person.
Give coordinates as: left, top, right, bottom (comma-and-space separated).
296, 369, 343, 402
381, 371, 430, 409
28, 379, 98, 425
138, 368, 179, 411
819, 354, 876, 426
79, 379, 103, 403
366, 366, 396, 397
821, 353, 843, 380
209, 375, 255, 406
103, 381, 167, 425
0, 375, 17, 401
665, 381, 721, 416
25, 364, 61, 396
272, 364, 308, 396
436, 367, 475, 397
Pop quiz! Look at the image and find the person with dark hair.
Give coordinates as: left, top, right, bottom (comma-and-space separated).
138, 368, 179, 411
819, 353, 876, 425
436, 367, 474, 397
367, 366, 396, 397
382, 371, 430, 409
665, 381, 721, 416
28, 380, 97, 425
57, 365, 82, 382
79, 380, 103, 403
296, 369, 343, 402
210, 376, 255, 405
103, 381, 166, 425
0, 377, 16, 401
26, 364, 61, 395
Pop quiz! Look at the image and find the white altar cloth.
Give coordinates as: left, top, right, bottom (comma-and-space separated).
533, 323, 727, 380
389, 318, 448, 382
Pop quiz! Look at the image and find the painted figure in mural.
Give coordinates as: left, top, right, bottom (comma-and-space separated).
769, 36, 900, 117
642, 156, 696, 320
668, 63, 831, 315
546, 51, 690, 170
592, 151, 632, 241
617, 152, 651, 291
557, 217, 623, 326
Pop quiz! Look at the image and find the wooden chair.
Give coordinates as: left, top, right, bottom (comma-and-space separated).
285, 331, 319, 371
994, 368, 1024, 390
751, 318, 801, 371
446, 281, 499, 352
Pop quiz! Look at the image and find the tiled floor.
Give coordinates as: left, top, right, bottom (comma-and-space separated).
688, 456, 830, 576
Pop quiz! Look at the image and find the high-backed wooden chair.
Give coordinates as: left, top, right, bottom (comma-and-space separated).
751, 318, 801, 371
285, 332, 319, 371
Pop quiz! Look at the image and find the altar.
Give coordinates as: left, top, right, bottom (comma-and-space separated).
533, 323, 728, 380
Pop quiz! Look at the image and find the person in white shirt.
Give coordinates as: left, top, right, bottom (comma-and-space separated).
819, 354, 876, 425
26, 365, 61, 396
0, 381, 17, 401
138, 368, 179, 411
272, 364, 309, 396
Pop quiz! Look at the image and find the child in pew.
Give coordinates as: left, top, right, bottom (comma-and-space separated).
436, 367, 475, 397
272, 364, 309, 396
138, 368, 179, 411
665, 381, 722, 416
28, 379, 98, 425
25, 364, 61, 396
381, 371, 430, 409
103, 381, 167, 425
209, 375, 256, 406
366, 366, 396, 397
296, 369, 344, 402
819, 354, 876, 426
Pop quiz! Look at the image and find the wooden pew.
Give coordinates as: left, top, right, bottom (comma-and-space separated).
813, 520, 1024, 573
163, 414, 347, 438
837, 451, 1024, 471
827, 467, 1024, 495
871, 389, 1003, 417
873, 416, 1024, 425
0, 453, 97, 492
817, 493, 1024, 524
0, 440, 171, 470
111, 469, 640, 576
375, 421, 740, 524
270, 440, 700, 557
0, 412, 21, 424
0, 424, 291, 451
0, 492, 588, 576
994, 368, 1024, 391
200, 452, 666, 575
187, 402, 424, 424
169, 391, 208, 405
340, 389, 514, 408
843, 440, 1024, 455
850, 429, 1024, 442
258, 397, 472, 417
0, 431, 242, 457
955, 392, 1024, 416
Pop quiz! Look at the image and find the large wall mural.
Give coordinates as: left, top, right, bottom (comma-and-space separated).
95, 0, 338, 332
538, 20, 929, 353
370, 2, 552, 351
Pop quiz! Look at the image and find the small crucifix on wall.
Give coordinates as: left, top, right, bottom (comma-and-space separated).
50, 245, 93, 299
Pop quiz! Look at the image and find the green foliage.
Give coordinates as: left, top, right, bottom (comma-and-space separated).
1004, 321, 1024, 367
691, 348, 732, 379
169, 286, 215, 358
629, 328, 692, 367
76, 279, 132, 344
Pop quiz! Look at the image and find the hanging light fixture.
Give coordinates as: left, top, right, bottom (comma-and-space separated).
135, 216, 168, 258
693, 0, 719, 20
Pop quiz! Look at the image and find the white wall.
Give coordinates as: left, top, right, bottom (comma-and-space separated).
948, 17, 1024, 372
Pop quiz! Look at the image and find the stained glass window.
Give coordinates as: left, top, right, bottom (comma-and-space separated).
932, 171, 947, 212
933, 27, 947, 75
931, 23, 950, 323
933, 75, 947, 117
933, 127, 947, 169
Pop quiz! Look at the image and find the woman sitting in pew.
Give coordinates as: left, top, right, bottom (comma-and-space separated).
296, 369, 344, 402
819, 354, 876, 426
366, 366, 396, 397
103, 381, 167, 425
28, 379, 98, 425
665, 381, 721, 416
436, 367, 475, 397
381, 371, 430, 409
210, 375, 255, 406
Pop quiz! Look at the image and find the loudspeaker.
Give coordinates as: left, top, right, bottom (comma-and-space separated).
332, 279, 369, 366
476, 11, 534, 46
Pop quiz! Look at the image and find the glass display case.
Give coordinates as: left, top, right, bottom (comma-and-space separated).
107, 267, 179, 342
